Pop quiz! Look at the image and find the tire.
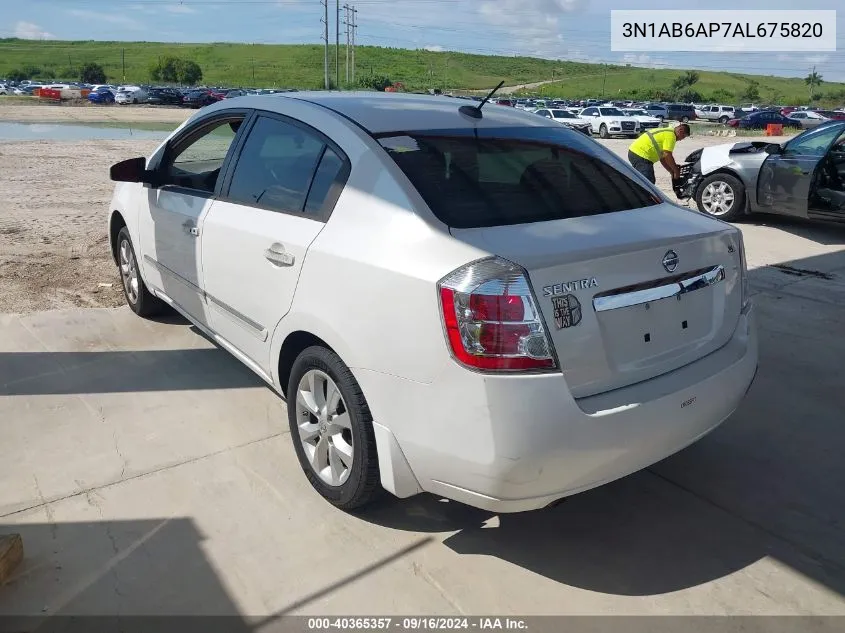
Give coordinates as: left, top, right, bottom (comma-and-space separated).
599, 124, 609, 139
695, 173, 746, 222
719, 116, 729, 124
116, 227, 166, 317
287, 346, 381, 511
657, 115, 665, 122
132, 98, 138, 104
680, 116, 690, 123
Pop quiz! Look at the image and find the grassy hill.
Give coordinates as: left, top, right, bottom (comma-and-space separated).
2, 38, 844, 106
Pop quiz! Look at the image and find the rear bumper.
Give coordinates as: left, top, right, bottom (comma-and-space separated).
358, 302, 757, 513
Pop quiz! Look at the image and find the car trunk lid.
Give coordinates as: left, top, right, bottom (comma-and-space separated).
450, 204, 743, 398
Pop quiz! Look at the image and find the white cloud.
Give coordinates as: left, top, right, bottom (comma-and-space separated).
564, 48, 602, 64
424, 45, 445, 52
165, 4, 197, 14
621, 53, 668, 69
477, 0, 588, 58
804, 55, 830, 65
14, 21, 54, 39
67, 9, 144, 30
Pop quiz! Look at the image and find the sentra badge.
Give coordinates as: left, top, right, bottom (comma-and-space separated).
542, 278, 597, 297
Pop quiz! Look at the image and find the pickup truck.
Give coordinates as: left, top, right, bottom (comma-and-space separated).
697, 104, 736, 124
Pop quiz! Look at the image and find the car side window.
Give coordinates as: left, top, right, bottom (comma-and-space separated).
162, 117, 243, 194
785, 125, 844, 156
303, 147, 345, 216
226, 115, 327, 215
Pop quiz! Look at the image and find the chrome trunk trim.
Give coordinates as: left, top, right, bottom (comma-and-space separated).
593, 265, 726, 313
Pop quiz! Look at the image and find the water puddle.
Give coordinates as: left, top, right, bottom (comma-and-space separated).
0, 121, 173, 141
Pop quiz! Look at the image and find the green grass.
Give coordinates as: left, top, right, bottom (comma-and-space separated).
531, 66, 845, 107
2, 38, 844, 107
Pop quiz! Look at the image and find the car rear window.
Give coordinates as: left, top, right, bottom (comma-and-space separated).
377, 127, 658, 229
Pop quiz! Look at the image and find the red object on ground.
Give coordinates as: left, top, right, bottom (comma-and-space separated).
37, 88, 61, 101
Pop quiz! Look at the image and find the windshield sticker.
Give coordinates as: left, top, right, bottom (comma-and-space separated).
379, 136, 420, 153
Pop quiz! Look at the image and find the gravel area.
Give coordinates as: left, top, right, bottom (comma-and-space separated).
0, 100, 191, 124
0, 139, 162, 312
0, 109, 774, 314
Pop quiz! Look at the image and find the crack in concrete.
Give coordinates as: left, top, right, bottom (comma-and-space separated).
411, 561, 466, 615
33, 474, 57, 542
2, 431, 287, 520
113, 427, 128, 482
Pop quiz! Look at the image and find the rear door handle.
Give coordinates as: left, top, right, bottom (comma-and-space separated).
264, 243, 295, 267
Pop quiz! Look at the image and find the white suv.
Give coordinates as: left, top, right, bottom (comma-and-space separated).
578, 106, 641, 138
107, 92, 758, 513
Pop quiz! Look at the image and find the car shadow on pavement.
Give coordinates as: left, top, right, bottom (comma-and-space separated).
0, 348, 266, 396
0, 518, 251, 628
359, 248, 845, 599
747, 213, 845, 246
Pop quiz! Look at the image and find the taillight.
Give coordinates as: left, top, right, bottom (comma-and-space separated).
438, 257, 558, 372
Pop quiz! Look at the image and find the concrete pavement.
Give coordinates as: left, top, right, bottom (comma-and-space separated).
1, 218, 845, 617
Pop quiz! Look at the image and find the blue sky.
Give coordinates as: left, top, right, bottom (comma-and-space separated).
4, 0, 844, 82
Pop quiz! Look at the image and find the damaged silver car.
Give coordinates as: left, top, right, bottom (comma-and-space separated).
675, 121, 845, 222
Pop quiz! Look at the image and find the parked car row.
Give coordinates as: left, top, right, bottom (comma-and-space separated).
497, 98, 699, 123
524, 104, 669, 139
723, 108, 845, 131
80, 84, 299, 108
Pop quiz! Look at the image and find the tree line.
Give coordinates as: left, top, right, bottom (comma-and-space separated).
3, 57, 203, 86
583, 70, 839, 105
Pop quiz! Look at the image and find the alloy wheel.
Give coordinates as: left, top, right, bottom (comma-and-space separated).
700, 181, 735, 216
295, 369, 354, 487
119, 239, 139, 304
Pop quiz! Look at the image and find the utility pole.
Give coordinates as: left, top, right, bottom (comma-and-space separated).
601, 64, 607, 98
343, 4, 350, 84
335, 0, 340, 89
350, 5, 357, 84
321, 0, 329, 89
122, 48, 125, 83
809, 64, 816, 100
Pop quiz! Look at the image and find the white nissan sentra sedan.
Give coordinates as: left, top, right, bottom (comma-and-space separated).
107, 92, 758, 513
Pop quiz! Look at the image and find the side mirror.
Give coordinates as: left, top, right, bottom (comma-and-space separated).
765, 144, 782, 155
110, 157, 151, 183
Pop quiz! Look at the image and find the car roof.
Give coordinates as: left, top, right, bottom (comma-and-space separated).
213, 91, 560, 134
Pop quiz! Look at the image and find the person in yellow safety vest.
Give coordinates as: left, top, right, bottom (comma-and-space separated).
627, 124, 690, 186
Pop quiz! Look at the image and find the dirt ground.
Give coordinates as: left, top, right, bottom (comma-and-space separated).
0, 139, 162, 312
0, 104, 772, 314
0, 100, 191, 124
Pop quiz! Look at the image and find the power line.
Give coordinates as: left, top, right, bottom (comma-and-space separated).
320, 0, 328, 89
335, 0, 340, 88
343, 3, 350, 84
351, 5, 357, 84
